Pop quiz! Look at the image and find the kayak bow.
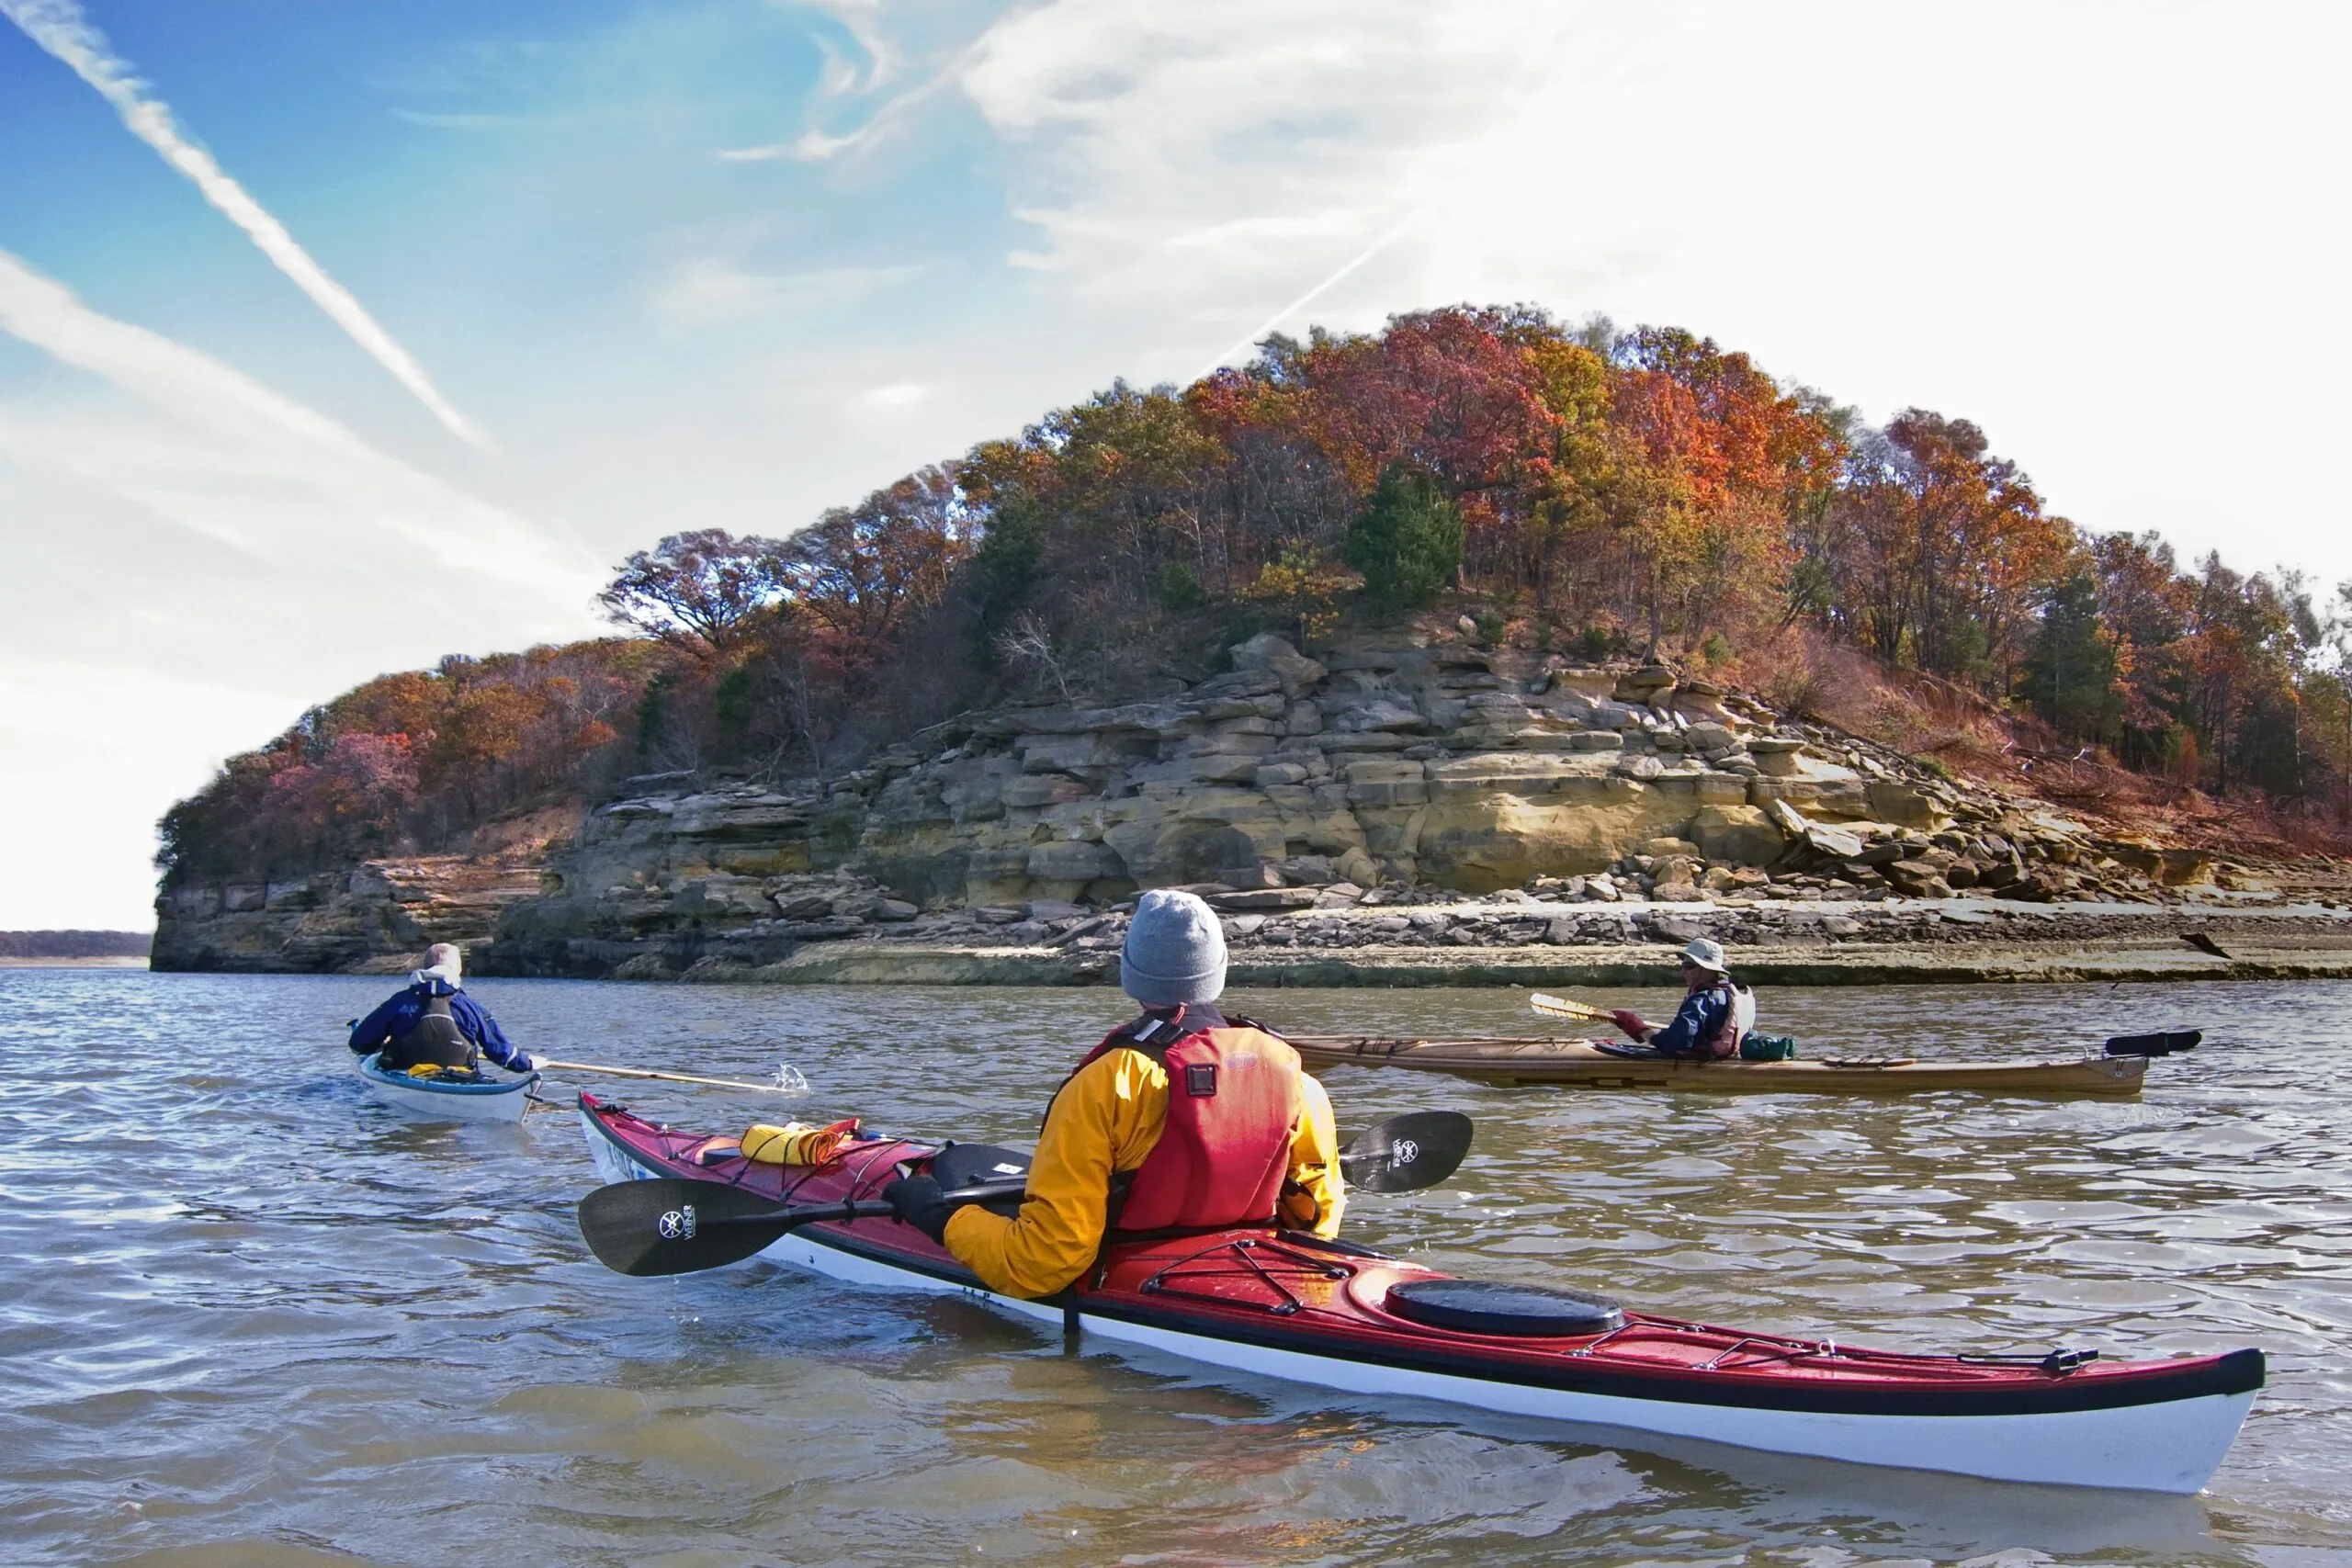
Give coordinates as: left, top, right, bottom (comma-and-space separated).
574, 1092, 2257, 1493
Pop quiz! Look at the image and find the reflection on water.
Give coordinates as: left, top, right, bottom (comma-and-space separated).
1, 969, 2347, 1565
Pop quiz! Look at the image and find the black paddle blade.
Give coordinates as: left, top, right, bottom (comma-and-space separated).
2105, 1029, 2201, 1058
1340, 1111, 1473, 1193
579, 1177, 833, 1277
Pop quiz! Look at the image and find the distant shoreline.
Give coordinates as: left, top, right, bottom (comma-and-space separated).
0, 956, 150, 968
0, 931, 153, 963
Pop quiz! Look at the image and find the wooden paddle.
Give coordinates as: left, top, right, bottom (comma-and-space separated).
579, 1111, 1475, 1279
532, 1058, 799, 1094
1529, 991, 1613, 1023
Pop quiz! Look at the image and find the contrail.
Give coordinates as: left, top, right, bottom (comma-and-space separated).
0, 249, 596, 597
1, 0, 489, 447
1196, 205, 1430, 381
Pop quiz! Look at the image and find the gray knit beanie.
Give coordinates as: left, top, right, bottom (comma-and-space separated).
1121, 889, 1228, 1006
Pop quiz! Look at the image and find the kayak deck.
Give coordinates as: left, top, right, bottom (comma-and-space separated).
356, 1052, 535, 1122
575, 1093, 2256, 1492
1288, 1035, 2150, 1097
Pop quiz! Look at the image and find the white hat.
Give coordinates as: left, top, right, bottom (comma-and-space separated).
1679, 937, 1728, 974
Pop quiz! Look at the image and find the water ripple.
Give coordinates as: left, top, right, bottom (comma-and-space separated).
2, 969, 2347, 1564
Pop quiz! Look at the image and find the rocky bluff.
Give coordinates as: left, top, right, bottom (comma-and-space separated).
153, 636, 2226, 978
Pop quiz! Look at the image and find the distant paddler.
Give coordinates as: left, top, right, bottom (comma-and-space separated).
1607, 938, 1758, 1060
347, 943, 537, 1076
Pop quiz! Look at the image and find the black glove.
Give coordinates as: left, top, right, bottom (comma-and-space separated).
881, 1176, 954, 1244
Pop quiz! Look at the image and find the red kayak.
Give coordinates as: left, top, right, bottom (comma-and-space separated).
577, 1092, 2260, 1494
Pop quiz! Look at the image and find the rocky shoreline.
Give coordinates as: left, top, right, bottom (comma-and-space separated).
153, 637, 2350, 987
567, 896, 2352, 989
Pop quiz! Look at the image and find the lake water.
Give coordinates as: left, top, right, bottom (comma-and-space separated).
3, 968, 2347, 1566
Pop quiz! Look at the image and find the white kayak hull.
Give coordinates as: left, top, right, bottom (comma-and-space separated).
577, 1103, 2253, 1494
359, 1053, 535, 1122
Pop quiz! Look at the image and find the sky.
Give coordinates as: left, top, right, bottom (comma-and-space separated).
2, 0, 2347, 931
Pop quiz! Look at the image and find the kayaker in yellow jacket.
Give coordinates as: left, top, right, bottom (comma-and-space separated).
884, 889, 1345, 1300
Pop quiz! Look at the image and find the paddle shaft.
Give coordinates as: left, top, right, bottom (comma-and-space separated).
707, 1179, 1029, 1234
665, 1125, 1458, 1230
534, 1058, 792, 1094
580, 1112, 1472, 1277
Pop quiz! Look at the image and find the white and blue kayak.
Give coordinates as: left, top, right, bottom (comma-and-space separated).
356, 1052, 537, 1122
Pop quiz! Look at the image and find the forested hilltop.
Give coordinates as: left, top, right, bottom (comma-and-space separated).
0, 931, 151, 959
158, 307, 2352, 890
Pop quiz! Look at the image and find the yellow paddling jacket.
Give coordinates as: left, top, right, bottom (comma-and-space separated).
944, 1011, 1346, 1300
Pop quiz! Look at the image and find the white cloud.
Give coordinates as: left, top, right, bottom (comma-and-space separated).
0, 254, 609, 931
854, 381, 930, 410
650, 257, 922, 328
804, 0, 897, 94
0, 251, 601, 600
0, 0, 491, 446
955, 0, 1569, 310
390, 108, 535, 130
723, 0, 999, 162
0, 655, 305, 929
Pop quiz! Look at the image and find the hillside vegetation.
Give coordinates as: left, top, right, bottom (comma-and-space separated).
158, 307, 2352, 888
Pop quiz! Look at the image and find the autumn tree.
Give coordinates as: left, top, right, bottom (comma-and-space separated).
1829, 412, 2067, 683
783, 467, 978, 648
1242, 539, 1351, 646
156, 640, 662, 885
599, 529, 793, 657
1519, 334, 1612, 620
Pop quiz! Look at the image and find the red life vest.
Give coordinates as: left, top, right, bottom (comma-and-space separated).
1071, 1005, 1304, 1233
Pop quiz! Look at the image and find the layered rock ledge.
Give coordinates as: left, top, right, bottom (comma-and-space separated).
152, 637, 2350, 984
684, 898, 2352, 989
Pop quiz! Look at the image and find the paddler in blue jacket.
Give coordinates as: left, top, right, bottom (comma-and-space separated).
347, 943, 536, 1075
882, 890, 1345, 1299
1611, 938, 1756, 1060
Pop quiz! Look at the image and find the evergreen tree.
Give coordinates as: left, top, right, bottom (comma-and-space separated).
2021, 573, 2121, 743
967, 500, 1046, 661
1346, 465, 1464, 609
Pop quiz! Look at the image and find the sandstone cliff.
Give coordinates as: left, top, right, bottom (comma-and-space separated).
153, 635, 2279, 977
151, 852, 550, 974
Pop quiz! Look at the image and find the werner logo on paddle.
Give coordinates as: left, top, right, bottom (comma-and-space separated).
658, 1205, 696, 1240
1392, 1138, 1419, 1168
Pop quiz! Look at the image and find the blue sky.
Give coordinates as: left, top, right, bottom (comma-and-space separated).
4, 0, 2349, 929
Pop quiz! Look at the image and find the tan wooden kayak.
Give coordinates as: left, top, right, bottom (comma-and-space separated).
1287, 1035, 2150, 1097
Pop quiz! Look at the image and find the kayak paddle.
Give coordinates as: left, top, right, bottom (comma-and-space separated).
2104, 1030, 2200, 1057
533, 1057, 802, 1094
580, 1175, 1030, 1276
580, 1110, 1474, 1278
1337, 1110, 1472, 1193
1530, 991, 1611, 1023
